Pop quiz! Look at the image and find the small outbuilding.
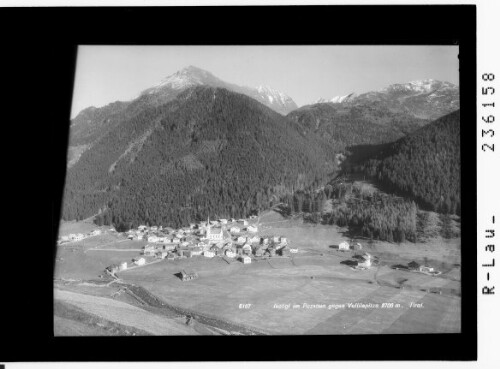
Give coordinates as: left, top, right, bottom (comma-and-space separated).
242, 244, 252, 255
419, 265, 435, 273
204, 250, 215, 258
134, 258, 146, 266
339, 241, 350, 251
230, 227, 241, 234
241, 255, 251, 264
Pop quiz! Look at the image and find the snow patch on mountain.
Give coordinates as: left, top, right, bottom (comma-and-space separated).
140, 66, 298, 115
313, 92, 356, 104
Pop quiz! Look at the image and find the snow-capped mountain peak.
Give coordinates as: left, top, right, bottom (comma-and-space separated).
141, 66, 298, 115
382, 79, 457, 94
256, 85, 295, 106
148, 65, 221, 92
313, 92, 356, 104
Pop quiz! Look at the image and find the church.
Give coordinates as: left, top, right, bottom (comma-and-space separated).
206, 217, 223, 242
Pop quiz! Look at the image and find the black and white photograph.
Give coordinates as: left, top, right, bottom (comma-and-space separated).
4, 2, 495, 365
54, 45, 462, 336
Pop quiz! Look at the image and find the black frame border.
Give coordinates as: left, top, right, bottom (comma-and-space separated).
2, 5, 476, 362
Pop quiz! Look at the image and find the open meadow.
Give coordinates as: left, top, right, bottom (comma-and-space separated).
54, 211, 461, 335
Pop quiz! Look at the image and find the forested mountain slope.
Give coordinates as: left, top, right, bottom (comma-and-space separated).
63, 86, 336, 228
287, 103, 429, 150
352, 110, 461, 214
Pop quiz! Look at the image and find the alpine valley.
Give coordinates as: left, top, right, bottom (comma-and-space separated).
56, 64, 462, 337
63, 66, 460, 231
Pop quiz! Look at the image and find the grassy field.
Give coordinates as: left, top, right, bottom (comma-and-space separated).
118, 251, 460, 334
58, 220, 100, 236
54, 212, 461, 335
54, 289, 197, 335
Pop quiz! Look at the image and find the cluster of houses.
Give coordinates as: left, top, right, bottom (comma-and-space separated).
338, 241, 363, 251
106, 217, 296, 273
140, 231, 293, 263
57, 229, 102, 245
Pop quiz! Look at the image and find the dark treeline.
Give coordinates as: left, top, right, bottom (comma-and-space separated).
348, 110, 461, 215
279, 180, 418, 243
64, 86, 337, 229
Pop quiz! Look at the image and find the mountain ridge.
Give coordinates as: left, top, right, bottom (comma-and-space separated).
64, 85, 336, 228
310, 79, 459, 120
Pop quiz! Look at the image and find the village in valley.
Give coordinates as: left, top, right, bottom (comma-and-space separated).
54, 47, 462, 337
58, 214, 443, 280
54, 204, 459, 336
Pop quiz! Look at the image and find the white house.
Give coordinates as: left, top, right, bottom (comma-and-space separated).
143, 245, 156, 256
242, 244, 252, 255
237, 236, 247, 244
198, 241, 209, 249
230, 227, 240, 234
134, 258, 146, 266
290, 248, 298, 254
339, 241, 350, 251
273, 236, 280, 243
136, 234, 143, 240
248, 236, 260, 244
70, 233, 85, 241
225, 249, 236, 258
247, 225, 258, 233
138, 225, 147, 231
358, 256, 371, 269
119, 262, 128, 271
150, 226, 158, 232
148, 236, 160, 243
203, 250, 215, 258
238, 219, 249, 226
219, 219, 228, 225
419, 265, 435, 273
91, 229, 102, 236
241, 255, 251, 264
191, 247, 203, 256
280, 237, 287, 244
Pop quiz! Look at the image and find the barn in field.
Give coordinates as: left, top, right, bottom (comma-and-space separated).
338, 241, 350, 251
241, 255, 251, 264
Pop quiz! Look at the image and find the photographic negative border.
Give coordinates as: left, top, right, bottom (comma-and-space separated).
1, 4, 476, 362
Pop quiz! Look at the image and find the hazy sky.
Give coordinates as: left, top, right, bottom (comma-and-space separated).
71, 45, 459, 118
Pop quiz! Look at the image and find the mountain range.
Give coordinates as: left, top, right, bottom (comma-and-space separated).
140, 65, 298, 115
64, 66, 461, 227
287, 102, 429, 150
312, 79, 459, 120
64, 86, 335, 227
